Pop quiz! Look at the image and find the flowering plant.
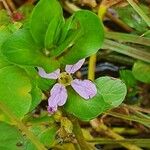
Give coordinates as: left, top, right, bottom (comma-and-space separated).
0, 0, 127, 149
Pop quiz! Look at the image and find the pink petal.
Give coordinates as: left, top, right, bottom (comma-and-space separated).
71, 79, 97, 99
48, 83, 68, 112
65, 59, 85, 74
38, 67, 60, 79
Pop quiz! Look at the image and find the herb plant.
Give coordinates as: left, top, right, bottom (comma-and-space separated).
0, 0, 128, 149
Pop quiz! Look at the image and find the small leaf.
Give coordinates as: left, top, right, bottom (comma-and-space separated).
0, 122, 25, 150
60, 10, 104, 64
64, 76, 127, 121
45, 15, 64, 50
2, 28, 60, 72
30, 83, 42, 111
0, 66, 32, 119
96, 76, 127, 107
30, 0, 63, 46
51, 15, 82, 57
120, 69, 137, 88
132, 61, 150, 83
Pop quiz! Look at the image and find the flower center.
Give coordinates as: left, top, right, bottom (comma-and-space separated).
58, 72, 73, 86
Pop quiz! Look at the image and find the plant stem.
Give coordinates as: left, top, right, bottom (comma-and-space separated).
126, 0, 150, 27
90, 121, 143, 150
87, 138, 150, 146
6, 0, 16, 12
106, 12, 133, 32
88, 54, 96, 80
0, 102, 47, 150
68, 115, 92, 150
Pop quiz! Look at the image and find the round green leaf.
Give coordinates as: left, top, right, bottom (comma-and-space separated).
64, 76, 127, 121
0, 66, 32, 118
30, 0, 63, 46
132, 61, 150, 83
60, 10, 104, 64
96, 76, 127, 107
2, 29, 59, 72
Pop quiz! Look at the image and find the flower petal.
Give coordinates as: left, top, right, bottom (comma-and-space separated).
71, 79, 97, 99
48, 83, 68, 110
65, 59, 85, 74
38, 67, 60, 79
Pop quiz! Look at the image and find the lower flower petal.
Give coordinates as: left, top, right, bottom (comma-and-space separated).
71, 79, 97, 99
48, 83, 68, 111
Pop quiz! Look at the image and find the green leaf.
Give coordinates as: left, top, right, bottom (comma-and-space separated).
119, 69, 137, 88
30, 83, 42, 111
132, 61, 150, 83
97, 77, 127, 107
45, 15, 64, 50
30, 0, 63, 46
50, 15, 82, 57
65, 88, 108, 121
0, 26, 11, 69
0, 66, 32, 119
0, 121, 25, 150
60, 10, 104, 64
64, 76, 127, 121
2, 28, 60, 72
0, 10, 11, 26
116, 5, 149, 33
23, 66, 55, 91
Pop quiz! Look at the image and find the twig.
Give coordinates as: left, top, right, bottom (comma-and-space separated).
106, 12, 133, 32
68, 115, 92, 150
0, 0, 12, 16
6, 0, 16, 12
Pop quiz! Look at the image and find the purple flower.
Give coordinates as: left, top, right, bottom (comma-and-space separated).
38, 59, 97, 114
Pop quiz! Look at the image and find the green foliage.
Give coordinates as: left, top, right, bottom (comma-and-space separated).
120, 69, 137, 88
0, 66, 32, 119
132, 61, 150, 83
60, 10, 104, 64
2, 28, 60, 72
26, 125, 57, 149
0, 10, 11, 26
117, 4, 150, 34
0, 122, 24, 150
30, 0, 63, 47
0, 26, 11, 69
2, 0, 104, 72
65, 77, 127, 121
